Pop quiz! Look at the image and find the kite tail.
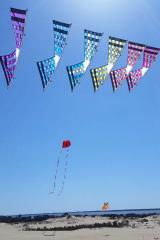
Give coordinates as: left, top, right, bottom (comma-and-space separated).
49, 149, 63, 194
58, 148, 70, 196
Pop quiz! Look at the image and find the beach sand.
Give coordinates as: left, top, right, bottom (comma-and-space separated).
0, 215, 160, 240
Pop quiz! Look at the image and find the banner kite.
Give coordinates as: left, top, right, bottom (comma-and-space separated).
127, 46, 159, 91
90, 36, 127, 91
11, 8, 27, 51
0, 8, 27, 86
37, 20, 72, 90
110, 42, 145, 91
0, 51, 17, 86
67, 29, 103, 91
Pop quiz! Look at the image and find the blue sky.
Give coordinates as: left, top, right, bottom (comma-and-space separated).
0, 0, 160, 215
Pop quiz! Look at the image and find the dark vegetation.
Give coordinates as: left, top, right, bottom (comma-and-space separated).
24, 220, 130, 231
0, 212, 157, 224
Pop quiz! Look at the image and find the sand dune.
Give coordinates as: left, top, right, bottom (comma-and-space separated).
0, 215, 160, 240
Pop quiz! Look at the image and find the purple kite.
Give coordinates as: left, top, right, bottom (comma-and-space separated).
0, 8, 27, 86
127, 46, 160, 91
110, 42, 145, 91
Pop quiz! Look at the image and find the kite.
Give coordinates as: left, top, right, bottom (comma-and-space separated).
37, 20, 72, 90
50, 140, 71, 196
110, 42, 145, 91
0, 51, 17, 86
90, 36, 127, 91
0, 8, 27, 86
62, 140, 71, 148
67, 29, 103, 91
102, 202, 109, 211
127, 46, 160, 91
11, 8, 27, 50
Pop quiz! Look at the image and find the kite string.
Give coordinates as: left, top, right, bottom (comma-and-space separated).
58, 148, 70, 196
50, 149, 63, 194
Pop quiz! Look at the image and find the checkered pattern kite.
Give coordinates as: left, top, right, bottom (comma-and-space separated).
37, 20, 72, 90
127, 46, 159, 91
67, 30, 103, 91
90, 37, 126, 91
0, 8, 27, 86
110, 42, 145, 91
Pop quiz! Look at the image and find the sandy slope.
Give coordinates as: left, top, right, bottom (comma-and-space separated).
0, 215, 160, 240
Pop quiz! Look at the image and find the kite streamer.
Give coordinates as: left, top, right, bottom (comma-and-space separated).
67, 29, 103, 91
127, 46, 160, 91
37, 20, 72, 90
50, 140, 71, 196
90, 36, 127, 91
110, 42, 145, 91
0, 8, 27, 86
58, 148, 70, 196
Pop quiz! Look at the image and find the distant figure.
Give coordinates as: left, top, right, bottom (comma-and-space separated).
102, 202, 109, 211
